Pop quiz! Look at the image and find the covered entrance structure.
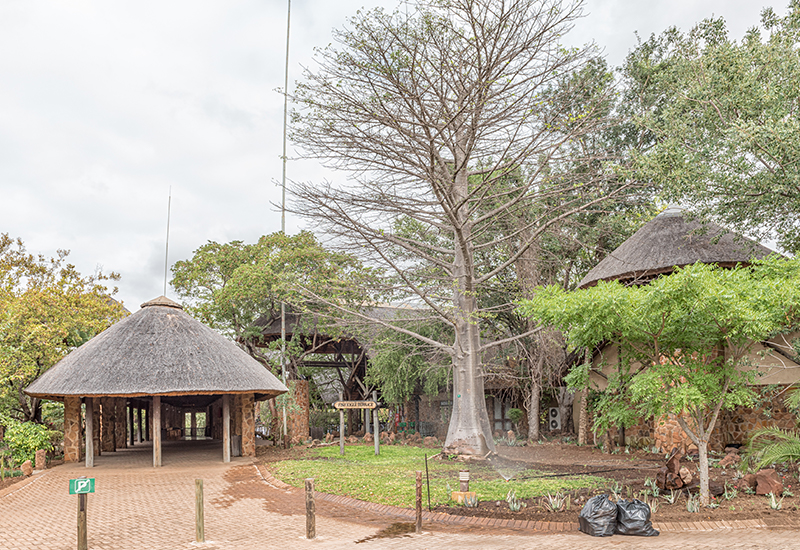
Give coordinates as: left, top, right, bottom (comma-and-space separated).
25, 296, 287, 467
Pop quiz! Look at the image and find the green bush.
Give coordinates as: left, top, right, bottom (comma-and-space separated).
507, 408, 525, 425
0, 416, 54, 465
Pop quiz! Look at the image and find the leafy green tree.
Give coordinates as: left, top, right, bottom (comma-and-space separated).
171, 231, 377, 375
626, 2, 800, 252
289, 0, 641, 454
521, 259, 800, 504
0, 234, 126, 423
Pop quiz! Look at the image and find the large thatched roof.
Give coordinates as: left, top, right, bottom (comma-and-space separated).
578, 207, 775, 289
25, 296, 288, 402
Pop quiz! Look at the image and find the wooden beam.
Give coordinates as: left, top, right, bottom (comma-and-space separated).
153, 396, 162, 467
128, 403, 135, 446
84, 398, 94, 468
222, 395, 231, 463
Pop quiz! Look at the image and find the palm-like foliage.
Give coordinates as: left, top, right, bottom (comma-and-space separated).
742, 426, 800, 471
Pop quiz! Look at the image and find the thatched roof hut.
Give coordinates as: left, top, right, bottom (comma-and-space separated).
578, 207, 774, 289
25, 296, 287, 468
26, 296, 286, 401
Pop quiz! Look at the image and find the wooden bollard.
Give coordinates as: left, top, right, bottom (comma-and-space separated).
305, 478, 316, 539
196, 479, 204, 542
416, 471, 423, 534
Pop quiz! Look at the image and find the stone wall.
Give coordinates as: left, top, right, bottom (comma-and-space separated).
101, 397, 116, 452
241, 393, 255, 457
63, 396, 81, 463
288, 380, 310, 441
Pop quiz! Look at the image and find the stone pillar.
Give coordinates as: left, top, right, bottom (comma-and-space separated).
190, 412, 197, 439
63, 396, 82, 463
241, 393, 255, 457
137, 408, 143, 443
288, 380, 311, 442
101, 397, 116, 452
115, 398, 127, 449
145, 403, 151, 441
92, 398, 101, 456
233, 394, 243, 436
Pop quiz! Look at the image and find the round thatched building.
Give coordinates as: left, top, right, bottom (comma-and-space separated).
25, 296, 287, 467
578, 206, 774, 289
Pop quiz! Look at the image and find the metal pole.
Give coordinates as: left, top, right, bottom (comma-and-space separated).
279, 0, 292, 444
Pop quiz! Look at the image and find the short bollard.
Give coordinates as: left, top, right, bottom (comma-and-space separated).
415, 471, 423, 534
196, 479, 204, 543
305, 478, 316, 539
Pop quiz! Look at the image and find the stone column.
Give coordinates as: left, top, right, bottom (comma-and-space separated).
190, 412, 197, 439
233, 394, 243, 436
289, 380, 311, 442
241, 393, 255, 457
101, 397, 116, 452
137, 408, 143, 443
63, 396, 82, 463
115, 398, 127, 449
92, 398, 101, 456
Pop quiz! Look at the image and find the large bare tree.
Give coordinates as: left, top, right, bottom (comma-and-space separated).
289, 0, 635, 455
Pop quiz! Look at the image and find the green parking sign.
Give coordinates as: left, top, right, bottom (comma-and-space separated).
69, 478, 95, 494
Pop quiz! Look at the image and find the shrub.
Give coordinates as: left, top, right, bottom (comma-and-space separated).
0, 416, 54, 465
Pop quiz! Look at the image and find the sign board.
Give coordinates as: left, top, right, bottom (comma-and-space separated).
333, 400, 377, 410
69, 478, 95, 494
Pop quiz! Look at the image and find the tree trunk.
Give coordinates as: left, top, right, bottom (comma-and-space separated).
698, 439, 710, 506
443, 145, 495, 456
578, 389, 589, 445
527, 379, 540, 442
556, 387, 575, 434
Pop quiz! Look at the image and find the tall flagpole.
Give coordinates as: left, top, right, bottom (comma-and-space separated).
280, 0, 292, 443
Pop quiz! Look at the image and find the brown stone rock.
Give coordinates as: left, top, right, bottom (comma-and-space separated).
738, 473, 757, 490
20, 460, 33, 477
679, 467, 693, 485
311, 439, 321, 447
423, 436, 438, 447
363, 433, 374, 443
324, 433, 334, 443
724, 446, 740, 455
34, 449, 46, 470
755, 468, 784, 496
718, 453, 741, 468
347, 435, 358, 444
388, 433, 396, 444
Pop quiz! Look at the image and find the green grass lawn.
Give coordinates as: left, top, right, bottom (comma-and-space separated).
271, 445, 608, 508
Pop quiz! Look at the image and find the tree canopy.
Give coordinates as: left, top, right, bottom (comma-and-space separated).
521, 258, 800, 504
625, 1, 800, 252
0, 234, 126, 423
289, 0, 640, 455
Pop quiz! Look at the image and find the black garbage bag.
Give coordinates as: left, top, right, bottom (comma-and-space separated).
578, 494, 617, 537
615, 499, 660, 536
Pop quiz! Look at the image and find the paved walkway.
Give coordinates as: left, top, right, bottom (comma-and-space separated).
1, 440, 798, 549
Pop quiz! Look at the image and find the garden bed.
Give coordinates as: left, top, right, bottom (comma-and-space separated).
264, 439, 800, 526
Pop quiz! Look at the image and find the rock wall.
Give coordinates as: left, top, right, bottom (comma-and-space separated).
241, 393, 255, 457
63, 396, 81, 463
288, 380, 310, 441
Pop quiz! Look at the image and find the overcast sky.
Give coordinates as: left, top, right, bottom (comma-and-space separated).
0, 0, 784, 311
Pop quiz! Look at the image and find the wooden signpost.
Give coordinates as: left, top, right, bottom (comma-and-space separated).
70, 477, 95, 550
333, 397, 381, 456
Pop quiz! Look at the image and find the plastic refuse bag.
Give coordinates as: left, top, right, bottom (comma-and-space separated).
615, 499, 660, 536
578, 494, 617, 537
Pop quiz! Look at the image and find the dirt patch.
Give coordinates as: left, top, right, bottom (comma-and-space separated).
0, 474, 26, 493
355, 522, 416, 543
431, 442, 800, 526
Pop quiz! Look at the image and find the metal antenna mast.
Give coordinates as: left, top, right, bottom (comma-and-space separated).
164, 186, 172, 296
280, 0, 292, 443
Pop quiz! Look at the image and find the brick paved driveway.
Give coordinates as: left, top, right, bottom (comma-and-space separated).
1, 440, 797, 549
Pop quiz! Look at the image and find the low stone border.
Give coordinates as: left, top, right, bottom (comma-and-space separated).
257, 466, 776, 533
0, 471, 47, 501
